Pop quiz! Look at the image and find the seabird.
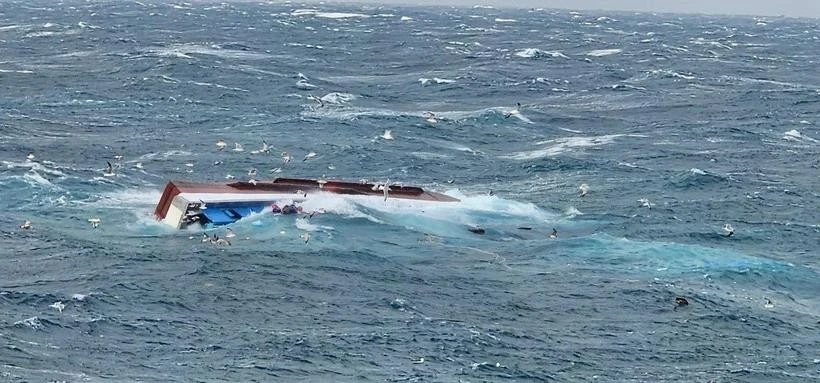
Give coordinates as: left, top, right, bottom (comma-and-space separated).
381, 130, 394, 140
638, 198, 652, 209
423, 111, 437, 124
248, 168, 257, 177
307, 94, 324, 108
301, 232, 311, 243
248, 179, 258, 185
20, 220, 32, 230
261, 140, 270, 153
504, 102, 522, 118
549, 228, 558, 238
764, 298, 774, 308
578, 183, 589, 197
723, 223, 734, 237
185, 162, 194, 173
303, 151, 317, 161
213, 236, 231, 246
26, 153, 36, 162
103, 161, 115, 177
201, 233, 211, 243
88, 217, 101, 228
379, 179, 390, 201
488, 190, 494, 196
225, 228, 236, 239
317, 179, 327, 189
233, 143, 244, 152
49, 301, 65, 313
216, 140, 227, 151
282, 152, 293, 164
135, 162, 144, 170
225, 174, 235, 180
675, 297, 689, 306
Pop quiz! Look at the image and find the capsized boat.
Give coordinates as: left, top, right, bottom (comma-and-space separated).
154, 177, 459, 229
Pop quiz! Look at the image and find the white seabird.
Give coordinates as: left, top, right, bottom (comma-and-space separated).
282, 152, 293, 164
301, 232, 311, 244
225, 228, 236, 239
303, 151, 317, 161
216, 140, 227, 151
233, 143, 244, 152
88, 217, 101, 228
504, 102, 522, 119
423, 111, 437, 124
135, 162, 144, 170
307, 94, 324, 108
248, 168, 257, 177
49, 301, 65, 313
20, 220, 32, 230
638, 198, 652, 209
381, 130, 394, 140
379, 179, 391, 201
723, 223, 734, 237
103, 161, 115, 177
578, 183, 589, 197
26, 153, 36, 162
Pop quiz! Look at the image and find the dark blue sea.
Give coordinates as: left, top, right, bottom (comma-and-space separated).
1, 1, 818, 381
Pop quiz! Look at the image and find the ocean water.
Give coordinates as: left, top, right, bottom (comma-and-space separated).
1, 1, 819, 381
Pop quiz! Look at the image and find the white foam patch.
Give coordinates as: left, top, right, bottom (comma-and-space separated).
22, 172, 58, 188
320, 92, 357, 104
98, 188, 162, 207
410, 151, 453, 160
148, 43, 271, 60
587, 48, 622, 57
514, 48, 569, 59
501, 134, 632, 160
291, 9, 370, 19
2, 160, 67, 177
783, 129, 817, 143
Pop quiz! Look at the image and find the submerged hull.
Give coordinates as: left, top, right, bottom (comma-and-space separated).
154, 178, 459, 229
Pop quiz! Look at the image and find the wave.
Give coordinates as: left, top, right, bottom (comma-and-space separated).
514, 48, 569, 59
500, 134, 635, 160
290, 9, 370, 19
586, 48, 622, 57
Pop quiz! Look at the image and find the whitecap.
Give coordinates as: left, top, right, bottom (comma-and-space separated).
783, 129, 817, 143
320, 92, 356, 104
495, 18, 516, 23
587, 48, 622, 57
432, 77, 456, 84
689, 168, 707, 175
14, 316, 44, 330
400, 16, 413, 21
514, 48, 568, 59
501, 134, 631, 160
291, 9, 369, 19
295, 79, 317, 90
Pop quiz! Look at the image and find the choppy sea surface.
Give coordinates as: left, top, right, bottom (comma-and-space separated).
1, 1, 819, 381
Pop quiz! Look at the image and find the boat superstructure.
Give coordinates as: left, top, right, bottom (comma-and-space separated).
154, 178, 459, 229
